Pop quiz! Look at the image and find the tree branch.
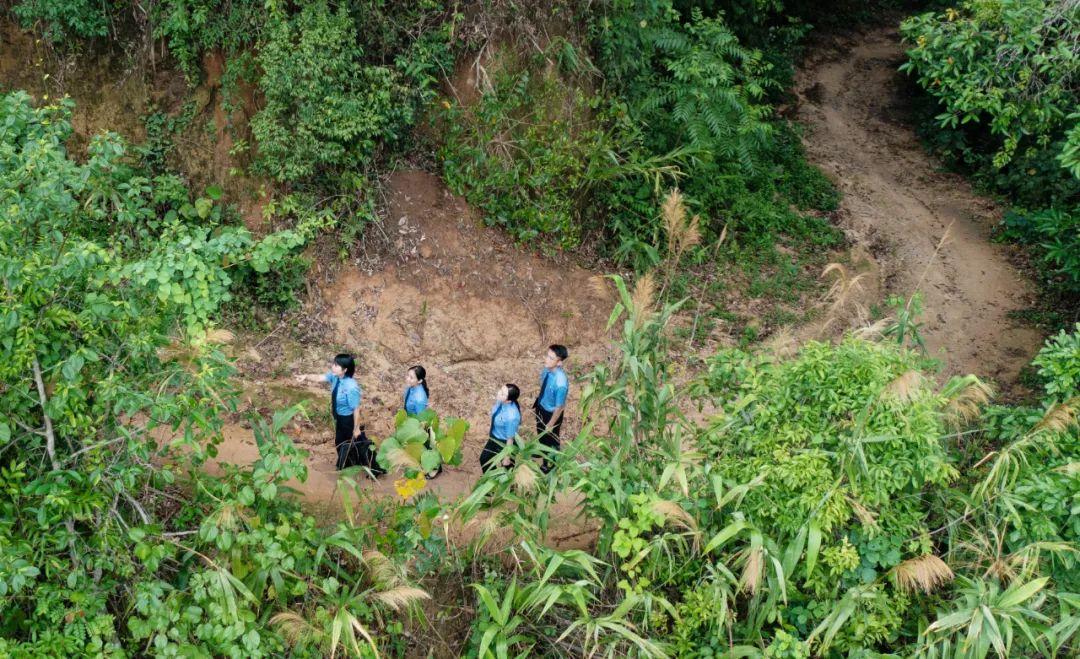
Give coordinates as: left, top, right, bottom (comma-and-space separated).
32, 358, 59, 471
33, 357, 79, 566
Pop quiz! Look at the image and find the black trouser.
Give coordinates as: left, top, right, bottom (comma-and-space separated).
335, 412, 384, 475
534, 405, 563, 472
334, 412, 355, 449
479, 437, 510, 473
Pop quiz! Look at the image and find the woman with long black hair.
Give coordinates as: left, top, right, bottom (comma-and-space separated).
479, 383, 521, 472
297, 354, 363, 470
403, 365, 429, 416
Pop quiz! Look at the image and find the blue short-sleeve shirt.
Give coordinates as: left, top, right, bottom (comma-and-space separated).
490, 402, 521, 441
325, 373, 361, 416
404, 385, 428, 415
538, 367, 569, 412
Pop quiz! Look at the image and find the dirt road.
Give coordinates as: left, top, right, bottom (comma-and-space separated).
795, 27, 1042, 385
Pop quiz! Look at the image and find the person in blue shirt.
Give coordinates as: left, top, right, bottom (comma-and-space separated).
480, 383, 522, 472
403, 364, 442, 478
297, 354, 362, 468
532, 344, 569, 473
403, 365, 429, 416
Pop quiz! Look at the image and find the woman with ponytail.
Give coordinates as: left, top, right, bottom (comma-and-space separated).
479, 383, 521, 472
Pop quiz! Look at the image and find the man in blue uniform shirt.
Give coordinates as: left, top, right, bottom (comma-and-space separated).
533, 344, 569, 473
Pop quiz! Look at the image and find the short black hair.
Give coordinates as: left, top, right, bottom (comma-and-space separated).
334, 353, 356, 378
505, 383, 520, 402
549, 344, 568, 361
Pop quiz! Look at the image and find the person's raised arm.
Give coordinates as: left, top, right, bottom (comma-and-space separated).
295, 373, 328, 385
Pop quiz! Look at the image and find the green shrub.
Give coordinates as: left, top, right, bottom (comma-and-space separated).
376, 409, 467, 476
11, 0, 110, 41
1032, 322, 1080, 399
232, 253, 310, 313
153, 0, 264, 80
588, 1, 838, 265
251, 1, 412, 182
1, 88, 436, 658
900, 0, 1080, 206
1001, 207, 1080, 298
901, 1, 1080, 305
440, 65, 624, 247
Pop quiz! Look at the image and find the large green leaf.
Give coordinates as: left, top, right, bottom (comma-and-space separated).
420, 449, 442, 472
436, 436, 460, 463
445, 417, 468, 443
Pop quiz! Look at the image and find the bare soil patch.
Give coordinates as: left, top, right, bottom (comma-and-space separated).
221, 170, 613, 545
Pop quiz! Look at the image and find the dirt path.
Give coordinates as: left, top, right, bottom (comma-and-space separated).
795, 26, 1043, 385
216, 170, 613, 546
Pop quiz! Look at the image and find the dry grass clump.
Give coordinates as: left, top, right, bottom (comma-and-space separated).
1033, 397, 1078, 434
631, 271, 657, 329
940, 375, 994, 427
269, 611, 317, 645
373, 586, 431, 611
204, 328, 235, 344
740, 547, 764, 595
661, 188, 701, 263
847, 496, 878, 530
892, 554, 954, 593
650, 499, 700, 542
884, 370, 925, 403
851, 317, 892, 341
588, 274, 611, 300
512, 462, 539, 494
819, 262, 868, 332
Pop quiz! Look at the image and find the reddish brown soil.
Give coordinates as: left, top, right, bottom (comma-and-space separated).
0, 21, 265, 225
219, 170, 613, 546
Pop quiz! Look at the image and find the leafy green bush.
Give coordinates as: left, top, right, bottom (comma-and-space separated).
456, 273, 1079, 657
900, 0, 1080, 203
597, 5, 776, 165
10, 0, 110, 41
1001, 207, 1080, 297
0, 88, 438, 657
251, 1, 410, 182
1032, 322, 1080, 399
901, 0, 1080, 304
376, 409, 467, 477
440, 64, 629, 247
589, 1, 838, 265
153, 0, 264, 80
231, 253, 310, 313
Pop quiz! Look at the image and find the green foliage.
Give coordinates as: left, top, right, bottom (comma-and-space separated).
1001, 207, 1080, 298
153, 0, 264, 80
1032, 322, 1080, 399
231, 253, 310, 313
438, 1, 838, 264
440, 63, 633, 247
901, 0, 1080, 303
10, 0, 110, 41
251, 1, 408, 182
376, 409, 468, 478
900, 0, 1080, 200
251, 0, 451, 184
599, 5, 776, 166
1, 89, 432, 657
593, 1, 838, 266
456, 272, 1078, 657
